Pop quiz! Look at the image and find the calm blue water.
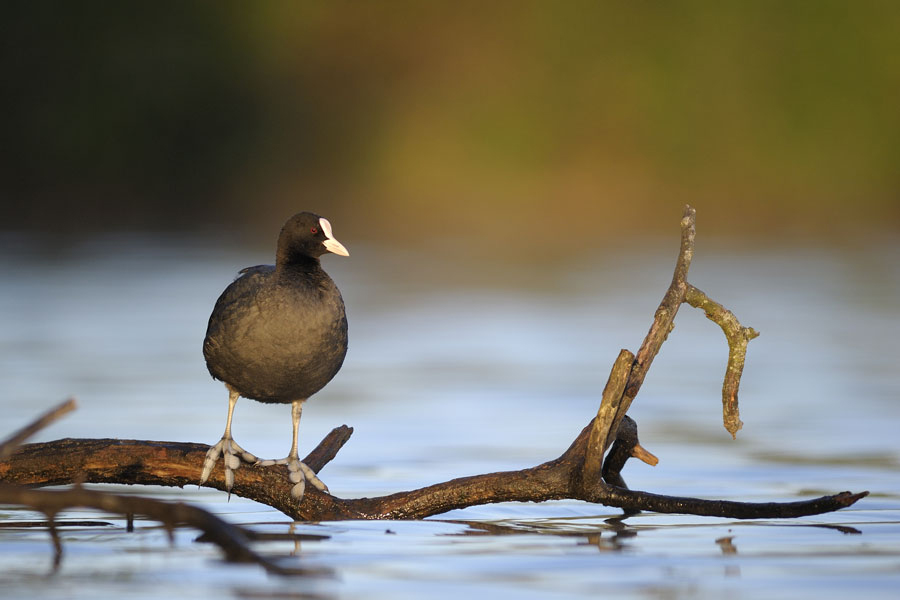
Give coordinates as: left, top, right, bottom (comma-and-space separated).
1, 233, 899, 599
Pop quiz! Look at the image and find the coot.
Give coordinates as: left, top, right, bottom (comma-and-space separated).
199, 212, 349, 501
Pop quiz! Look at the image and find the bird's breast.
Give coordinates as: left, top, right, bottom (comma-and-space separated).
204, 277, 347, 403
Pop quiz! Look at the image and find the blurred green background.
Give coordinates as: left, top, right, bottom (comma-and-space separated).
2, 1, 898, 254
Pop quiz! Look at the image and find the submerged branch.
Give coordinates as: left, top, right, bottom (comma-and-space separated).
0, 482, 309, 575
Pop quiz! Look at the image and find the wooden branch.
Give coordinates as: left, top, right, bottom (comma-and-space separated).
608, 206, 696, 449
0, 397, 315, 573
0, 398, 76, 460
583, 349, 634, 490
685, 284, 759, 438
0, 205, 869, 525
583, 205, 698, 484
0, 429, 355, 520
0, 426, 867, 521
0, 482, 310, 575
598, 486, 867, 519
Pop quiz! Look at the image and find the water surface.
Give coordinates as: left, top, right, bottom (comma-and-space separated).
1, 234, 898, 598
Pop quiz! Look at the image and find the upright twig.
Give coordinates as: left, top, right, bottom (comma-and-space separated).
583, 349, 634, 489
584, 205, 697, 464
617, 205, 696, 431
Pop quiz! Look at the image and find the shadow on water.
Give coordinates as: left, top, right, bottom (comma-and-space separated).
444, 513, 862, 549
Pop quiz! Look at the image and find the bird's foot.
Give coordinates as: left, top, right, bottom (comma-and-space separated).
256, 456, 328, 501
200, 436, 257, 496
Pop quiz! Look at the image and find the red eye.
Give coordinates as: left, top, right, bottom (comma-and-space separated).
311, 227, 318, 234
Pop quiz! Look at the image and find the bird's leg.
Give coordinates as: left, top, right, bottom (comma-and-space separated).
200, 385, 257, 497
257, 399, 328, 501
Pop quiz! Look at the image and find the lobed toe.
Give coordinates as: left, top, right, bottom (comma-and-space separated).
290, 479, 306, 500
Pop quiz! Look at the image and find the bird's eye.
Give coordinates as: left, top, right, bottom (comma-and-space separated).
310, 227, 318, 234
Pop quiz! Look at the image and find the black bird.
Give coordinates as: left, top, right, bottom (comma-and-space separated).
601, 415, 658, 489
200, 212, 349, 501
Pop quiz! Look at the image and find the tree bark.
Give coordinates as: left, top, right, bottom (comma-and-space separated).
0, 426, 866, 521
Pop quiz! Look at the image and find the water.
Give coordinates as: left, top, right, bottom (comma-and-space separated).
1, 233, 899, 598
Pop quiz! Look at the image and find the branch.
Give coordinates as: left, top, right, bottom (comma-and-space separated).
608, 206, 696, 451
0, 428, 867, 521
0, 205, 869, 525
583, 349, 634, 490
685, 284, 759, 438
0, 482, 309, 575
0, 397, 317, 574
0, 430, 355, 520
0, 398, 77, 460
598, 487, 868, 519
584, 205, 696, 476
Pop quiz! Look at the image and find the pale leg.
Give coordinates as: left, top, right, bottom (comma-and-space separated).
257, 399, 327, 501
200, 385, 257, 497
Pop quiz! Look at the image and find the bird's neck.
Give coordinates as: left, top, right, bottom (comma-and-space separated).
276, 254, 322, 277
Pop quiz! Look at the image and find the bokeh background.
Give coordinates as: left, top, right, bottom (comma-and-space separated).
2, 2, 898, 250
2, 5, 900, 598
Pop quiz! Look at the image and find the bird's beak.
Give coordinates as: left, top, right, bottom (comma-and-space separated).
320, 217, 349, 257
631, 443, 659, 466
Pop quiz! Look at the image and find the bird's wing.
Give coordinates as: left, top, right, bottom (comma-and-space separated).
203, 265, 276, 362
236, 264, 274, 279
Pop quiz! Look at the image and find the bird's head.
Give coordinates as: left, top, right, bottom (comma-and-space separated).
276, 212, 349, 265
